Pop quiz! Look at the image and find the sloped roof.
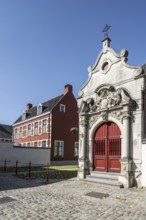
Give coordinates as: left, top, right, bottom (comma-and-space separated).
143, 63, 146, 73
14, 94, 64, 124
0, 124, 12, 139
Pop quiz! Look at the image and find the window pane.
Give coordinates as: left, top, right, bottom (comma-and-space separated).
20, 127, 22, 138
34, 122, 38, 135
28, 124, 32, 136
74, 142, 79, 157
37, 104, 42, 115
42, 119, 47, 133
54, 141, 64, 157
34, 142, 38, 147
60, 104, 65, 113
42, 141, 46, 147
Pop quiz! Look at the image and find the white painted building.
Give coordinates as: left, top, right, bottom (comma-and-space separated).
77, 37, 146, 188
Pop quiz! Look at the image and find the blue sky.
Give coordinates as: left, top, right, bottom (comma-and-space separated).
0, 0, 146, 124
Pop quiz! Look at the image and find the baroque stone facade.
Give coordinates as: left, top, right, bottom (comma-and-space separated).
77, 37, 146, 188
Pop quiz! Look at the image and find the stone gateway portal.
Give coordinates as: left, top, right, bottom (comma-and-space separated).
94, 122, 121, 172
77, 36, 146, 188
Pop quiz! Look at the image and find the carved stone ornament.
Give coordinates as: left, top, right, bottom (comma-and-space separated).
110, 111, 123, 122
79, 116, 88, 127
78, 90, 84, 98
79, 86, 131, 114
101, 111, 108, 121
89, 115, 100, 129
96, 88, 123, 109
120, 49, 128, 62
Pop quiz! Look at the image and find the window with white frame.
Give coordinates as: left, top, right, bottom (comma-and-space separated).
42, 140, 46, 148
54, 141, 64, 157
37, 104, 42, 115
60, 104, 65, 113
27, 143, 30, 147
42, 119, 47, 133
34, 142, 38, 147
23, 143, 26, 147
22, 111, 26, 120
34, 122, 38, 135
74, 142, 79, 157
15, 128, 18, 139
27, 124, 32, 136
20, 127, 22, 138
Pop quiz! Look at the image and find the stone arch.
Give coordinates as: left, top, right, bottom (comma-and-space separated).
88, 116, 123, 171
89, 115, 123, 141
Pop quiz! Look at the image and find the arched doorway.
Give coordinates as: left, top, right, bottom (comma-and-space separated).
94, 122, 121, 173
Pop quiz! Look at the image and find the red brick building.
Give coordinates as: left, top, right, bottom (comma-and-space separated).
13, 84, 78, 162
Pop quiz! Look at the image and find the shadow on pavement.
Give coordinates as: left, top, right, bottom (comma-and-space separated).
0, 173, 67, 191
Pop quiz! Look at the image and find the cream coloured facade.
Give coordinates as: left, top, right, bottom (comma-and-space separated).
77, 37, 146, 188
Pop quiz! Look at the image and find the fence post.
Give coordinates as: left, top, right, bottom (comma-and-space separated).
4, 160, 6, 172
29, 161, 31, 178
16, 160, 18, 175
46, 163, 49, 182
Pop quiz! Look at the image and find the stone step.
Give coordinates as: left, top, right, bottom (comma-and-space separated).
85, 172, 123, 188
85, 175, 123, 187
89, 171, 119, 180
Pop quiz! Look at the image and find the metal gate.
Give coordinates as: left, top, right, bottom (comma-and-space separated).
94, 122, 121, 172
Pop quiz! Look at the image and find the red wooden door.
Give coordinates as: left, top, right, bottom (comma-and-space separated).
94, 122, 121, 172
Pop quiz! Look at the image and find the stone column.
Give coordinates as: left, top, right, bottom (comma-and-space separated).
88, 138, 93, 171
119, 108, 133, 188
78, 114, 88, 179
122, 115, 130, 159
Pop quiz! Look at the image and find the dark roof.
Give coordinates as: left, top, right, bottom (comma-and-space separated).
14, 94, 64, 124
143, 63, 146, 73
0, 124, 12, 139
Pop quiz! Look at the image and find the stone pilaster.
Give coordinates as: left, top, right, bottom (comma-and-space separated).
78, 114, 89, 179
119, 108, 133, 187
88, 138, 93, 171
122, 114, 130, 159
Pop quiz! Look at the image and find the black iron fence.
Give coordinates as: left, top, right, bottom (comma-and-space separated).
0, 160, 49, 182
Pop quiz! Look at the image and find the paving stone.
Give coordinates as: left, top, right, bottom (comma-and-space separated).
0, 173, 146, 219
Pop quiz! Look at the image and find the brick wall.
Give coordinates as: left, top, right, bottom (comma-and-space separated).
13, 114, 50, 147
51, 91, 78, 160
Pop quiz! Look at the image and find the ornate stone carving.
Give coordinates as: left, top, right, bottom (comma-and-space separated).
96, 88, 121, 109
120, 49, 128, 62
79, 115, 88, 127
79, 98, 97, 113
79, 86, 131, 114
122, 113, 131, 120
89, 115, 100, 129
101, 111, 108, 121
110, 111, 123, 122
78, 90, 84, 98
96, 88, 131, 110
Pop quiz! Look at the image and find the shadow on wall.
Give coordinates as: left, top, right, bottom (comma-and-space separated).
132, 162, 142, 187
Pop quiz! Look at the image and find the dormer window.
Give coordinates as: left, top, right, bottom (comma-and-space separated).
22, 111, 30, 120
37, 104, 42, 115
22, 111, 26, 120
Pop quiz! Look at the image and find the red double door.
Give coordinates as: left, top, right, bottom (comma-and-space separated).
94, 122, 121, 173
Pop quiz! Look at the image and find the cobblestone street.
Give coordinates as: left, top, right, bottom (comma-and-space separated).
0, 173, 146, 220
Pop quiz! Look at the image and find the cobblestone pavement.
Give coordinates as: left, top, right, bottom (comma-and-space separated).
0, 173, 146, 220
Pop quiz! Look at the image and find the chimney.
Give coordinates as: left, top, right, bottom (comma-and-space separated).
27, 103, 33, 111
64, 84, 72, 94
